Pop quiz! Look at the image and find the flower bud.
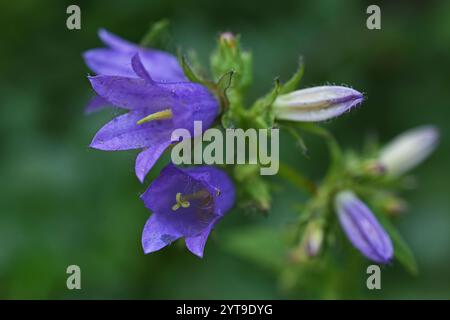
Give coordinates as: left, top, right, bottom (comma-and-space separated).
304, 222, 324, 257
334, 190, 393, 264
379, 125, 439, 176
219, 32, 237, 47
273, 86, 363, 122
383, 197, 408, 216
289, 221, 324, 263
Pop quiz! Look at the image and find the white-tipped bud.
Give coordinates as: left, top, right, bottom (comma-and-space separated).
379, 125, 439, 176
273, 86, 363, 122
304, 224, 324, 257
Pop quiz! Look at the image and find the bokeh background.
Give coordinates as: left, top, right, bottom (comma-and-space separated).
0, 0, 449, 299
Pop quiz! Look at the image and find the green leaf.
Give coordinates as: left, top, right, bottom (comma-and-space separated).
221, 225, 286, 271
279, 57, 304, 94
216, 70, 234, 93
251, 79, 280, 112
179, 54, 205, 84
140, 19, 171, 49
372, 209, 418, 275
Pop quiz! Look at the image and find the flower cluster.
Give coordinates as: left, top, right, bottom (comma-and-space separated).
84, 24, 438, 268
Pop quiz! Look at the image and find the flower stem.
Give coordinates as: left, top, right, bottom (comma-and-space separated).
278, 162, 317, 195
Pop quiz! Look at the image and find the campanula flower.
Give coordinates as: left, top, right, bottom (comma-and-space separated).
273, 86, 363, 122
141, 164, 235, 257
379, 125, 439, 176
334, 190, 393, 264
83, 29, 186, 113
89, 54, 219, 182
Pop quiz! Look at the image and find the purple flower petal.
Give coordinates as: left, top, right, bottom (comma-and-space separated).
166, 82, 219, 134
131, 53, 153, 82
90, 109, 172, 151
98, 28, 136, 52
185, 217, 220, 258
335, 191, 393, 264
83, 29, 186, 82
135, 140, 171, 183
84, 95, 111, 114
88, 75, 174, 110
84, 49, 136, 77
142, 214, 182, 254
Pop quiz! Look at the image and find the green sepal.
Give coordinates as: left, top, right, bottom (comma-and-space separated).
179, 53, 236, 122
179, 54, 205, 84
249, 79, 281, 129
279, 57, 305, 94
140, 19, 171, 49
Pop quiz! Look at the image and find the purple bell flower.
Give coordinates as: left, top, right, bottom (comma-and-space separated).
334, 190, 394, 264
141, 164, 235, 258
83, 29, 186, 113
89, 54, 219, 182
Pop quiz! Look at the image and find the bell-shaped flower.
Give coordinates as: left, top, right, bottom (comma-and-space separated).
379, 125, 439, 176
89, 54, 219, 182
334, 190, 393, 264
273, 86, 363, 122
141, 164, 235, 258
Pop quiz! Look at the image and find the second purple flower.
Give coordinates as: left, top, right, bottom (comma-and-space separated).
141, 164, 235, 257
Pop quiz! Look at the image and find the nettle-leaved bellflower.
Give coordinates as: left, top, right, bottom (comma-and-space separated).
89, 54, 219, 182
379, 125, 439, 176
273, 86, 363, 122
141, 164, 235, 257
334, 190, 393, 264
83, 29, 186, 113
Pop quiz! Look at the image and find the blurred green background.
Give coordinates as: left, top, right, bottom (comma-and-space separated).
0, 0, 449, 299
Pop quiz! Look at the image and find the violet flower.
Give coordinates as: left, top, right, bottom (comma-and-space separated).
141, 164, 235, 257
89, 54, 219, 182
273, 86, 363, 122
83, 29, 186, 113
334, 190, 393, 264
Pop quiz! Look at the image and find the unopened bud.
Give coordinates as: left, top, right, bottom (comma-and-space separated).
379, 125, 439, 176
273, 86, 363, 122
